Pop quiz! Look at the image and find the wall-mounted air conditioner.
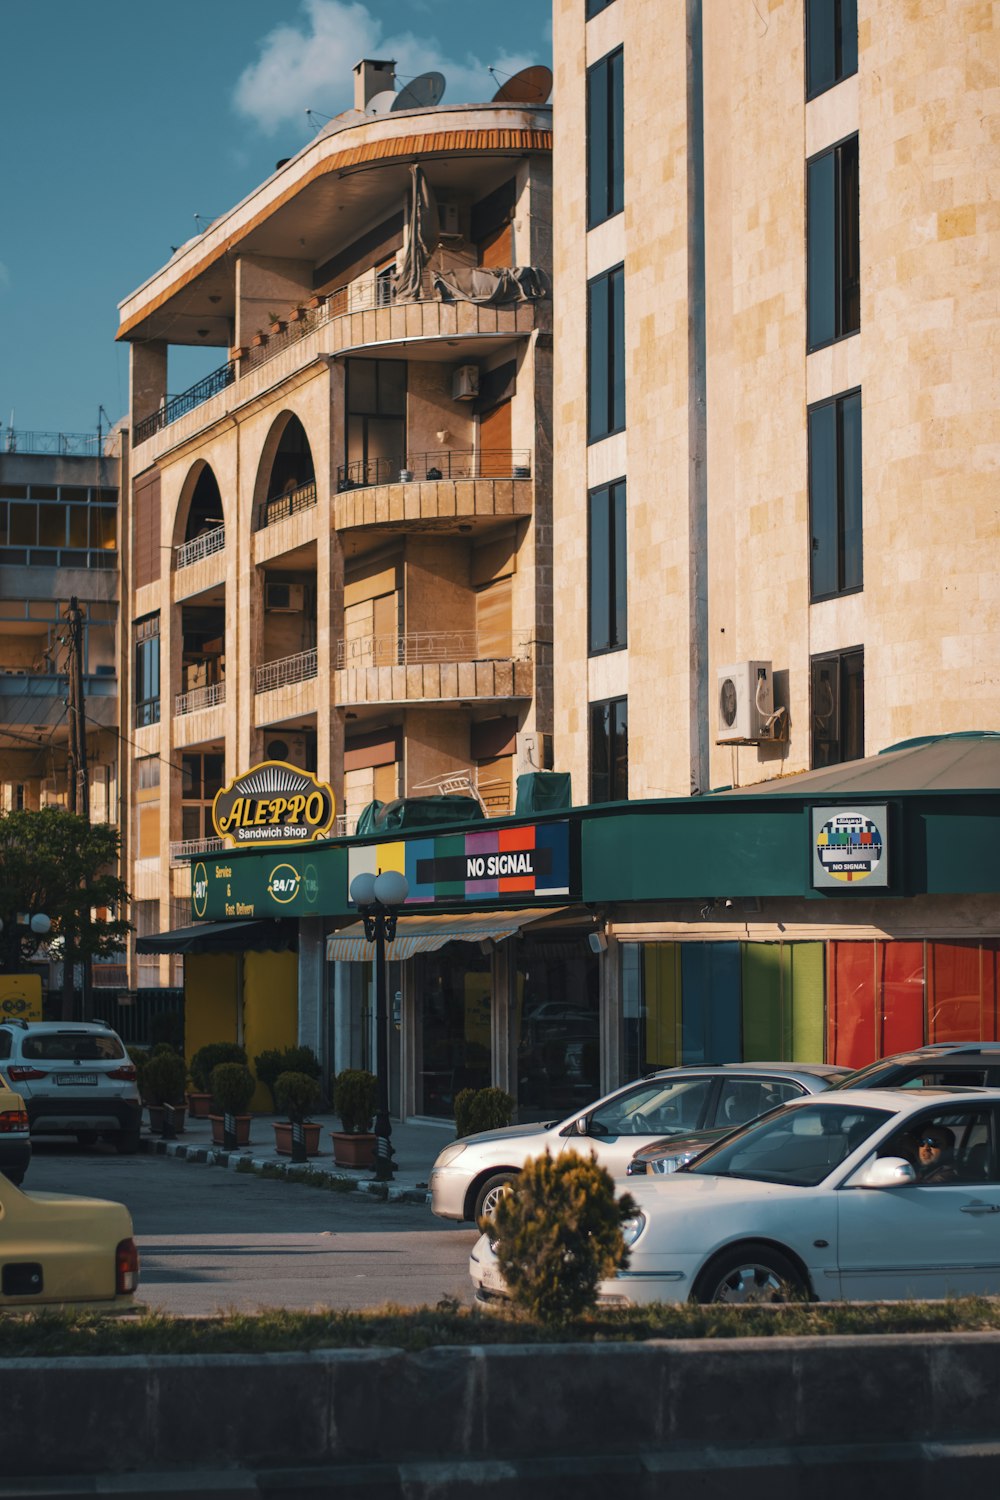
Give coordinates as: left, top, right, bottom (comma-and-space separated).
265, 582, 305, 613
438, 201, 461, 238
264, 732, 309, 767
452, 364, 479, 401
516, 731, 554, 775
716, 661, 774, 744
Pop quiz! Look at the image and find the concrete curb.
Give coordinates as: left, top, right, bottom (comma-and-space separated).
137, 1134, 431, 1204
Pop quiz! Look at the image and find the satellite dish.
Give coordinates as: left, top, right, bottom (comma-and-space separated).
365, 89, 400, 116
391, 71, 446, 111
491, 65, 553, 105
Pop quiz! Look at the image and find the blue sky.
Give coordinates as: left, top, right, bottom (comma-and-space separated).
0, 0, 552, 437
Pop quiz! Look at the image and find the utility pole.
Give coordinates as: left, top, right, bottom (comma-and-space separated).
62, 599, 91, 1019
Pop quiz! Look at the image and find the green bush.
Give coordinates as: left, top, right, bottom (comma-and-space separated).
454, 1085, 515, 1140
254, 1045, 322, 1108
490, 1151, 638, 1324
128, 1046, 150, 1096
142, 1051, 188, 1107
333, 1069, 377, 1134
190, 1042, 247, 1093
210, 1062, 256, 1115
274, 1070, 322, 1123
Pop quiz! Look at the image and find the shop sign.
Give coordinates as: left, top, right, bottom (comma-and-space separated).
192, 845, 344, 921
348, 820, 574, 905
212, 762, 336, 848
812, 805, 889, 889
0, 973, 42, 1021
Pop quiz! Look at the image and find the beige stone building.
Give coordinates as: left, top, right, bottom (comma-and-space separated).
117, 62, 553, 1008
552, 0, 999, 803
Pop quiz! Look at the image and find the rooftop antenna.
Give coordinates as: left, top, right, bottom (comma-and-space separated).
305, 108, 333, 134
193, 213, 216, 232
490, 64, 553, 105
391, 71, 446, 111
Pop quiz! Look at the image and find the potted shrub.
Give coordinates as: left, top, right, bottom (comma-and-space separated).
273, 1071, 323, 1160
189, 1042, 246, 1118
209, 1062, 256, 1148
454, 1085, 515, 1140
331, 1068, 377, 1169
142, 1051, 188, 1136
254, 1045, 321, 1111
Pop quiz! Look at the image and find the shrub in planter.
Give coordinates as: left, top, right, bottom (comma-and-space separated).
209, 1062, 256, 1117
274, 1071, 322, 1124
190, 1043, 246, 1094
254, 1046, 322, 1109
142, 1052, 188, 1108
454, 1085, 515, 1140
490, 1150, 638, 1324
333, 1069, 377, 1134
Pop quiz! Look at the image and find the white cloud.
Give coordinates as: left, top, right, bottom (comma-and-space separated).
233, 0, 540, 135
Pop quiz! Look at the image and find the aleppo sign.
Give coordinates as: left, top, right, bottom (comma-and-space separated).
212, 761, 336, 848
812, 805, 889, 889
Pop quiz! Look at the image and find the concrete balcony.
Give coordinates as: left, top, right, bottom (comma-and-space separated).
169, 836, 226, 866
334, 631, 533, 707
253, 649, 318, 726
173, 527, 226, 601
335, 450, 533, 536
173, 680, 225, 748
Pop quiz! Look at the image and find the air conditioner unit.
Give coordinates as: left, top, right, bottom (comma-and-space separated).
264, 732, 309, 767
438, 201, 461, 238
452, 364, 479, 401
716, 661, 774, 744
516, 731, 554, 775
265, 582, 305, 613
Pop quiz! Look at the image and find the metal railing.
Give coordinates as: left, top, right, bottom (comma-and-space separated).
337, 449, 531, 491
337, 629, 533, 668
169, 836, 226, 864
175, 526, 225, 569
240, 304, 328, 374
133, 360, 236, 445
174, 680, 225, 716
254, 648, 317, 694
1, 428, 108, 456
256, 478, 317, 530
91, 963, 129, 989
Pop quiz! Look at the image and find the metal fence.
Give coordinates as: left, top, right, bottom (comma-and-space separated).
168, 836, 226, 864
256, 478, 318, 530
337, 629, 534, 668
336, 450, 531, 491
133, 361, 235, 445
175, 680, 226, 716
1, 429, 107, 456
174, 526, 225, 569
254, 648, 318, 694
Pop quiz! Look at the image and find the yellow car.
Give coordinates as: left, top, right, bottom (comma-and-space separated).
0, 1172, 139, 1311
0, 1070, 31, 1186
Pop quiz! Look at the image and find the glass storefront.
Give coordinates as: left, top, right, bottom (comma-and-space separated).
414, 947, 492, 1119
515, 936, 600, 1122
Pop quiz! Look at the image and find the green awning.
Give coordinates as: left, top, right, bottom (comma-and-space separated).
135, 920, 296, 955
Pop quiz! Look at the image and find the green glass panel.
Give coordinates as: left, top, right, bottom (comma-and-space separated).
742, 944, 783, 1060
643, 943, 680, 1069
788, 942, 825, 1061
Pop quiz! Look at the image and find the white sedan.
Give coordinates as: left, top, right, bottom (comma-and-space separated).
470, 1087, 1000, 1305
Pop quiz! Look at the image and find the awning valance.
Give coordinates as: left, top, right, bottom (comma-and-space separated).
135, 920, 297, 955
326, 908, 564, 963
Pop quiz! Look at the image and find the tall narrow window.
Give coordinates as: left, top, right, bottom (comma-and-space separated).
588, 264, 625, 442
587, 47, 623, 228
345, 358, 406, 487
808, 389, 862, 600
588, 478, 627, 654
807, 135, 859, 350
811, 648, 864, 768
590, 696, 628, 802
134, 614, 160, 728
806, 0, 858, 99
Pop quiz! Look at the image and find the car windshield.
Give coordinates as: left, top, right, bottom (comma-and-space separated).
684, 1101, 894, 1186
23, 1034, 124, 1062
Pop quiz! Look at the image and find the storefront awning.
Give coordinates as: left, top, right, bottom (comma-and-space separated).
326, 908, 565, 963
135, 920, 297, 955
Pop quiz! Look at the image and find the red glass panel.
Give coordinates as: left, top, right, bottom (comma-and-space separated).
827, 941, 875, 1068
927, 941, 991, 1044
877, 941, 925, 1055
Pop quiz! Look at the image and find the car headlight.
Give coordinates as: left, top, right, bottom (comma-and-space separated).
621, 1212, 646, 1246
433, 1142, 468, 1169
652, 1150, 698, 1174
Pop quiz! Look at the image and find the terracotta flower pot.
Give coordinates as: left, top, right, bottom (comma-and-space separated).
186, 1091, 212, 1119
330, 1131, 377, 1169
147, 1103, 186, 1135
209, 1113, 252, 1147
274, 1121, 322, 1157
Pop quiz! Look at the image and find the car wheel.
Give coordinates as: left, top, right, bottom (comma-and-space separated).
474, 1172, 517, 1223
694, 1244, 806, 1305
76, 1131, 99, 1147
114, 1129, 142, 1155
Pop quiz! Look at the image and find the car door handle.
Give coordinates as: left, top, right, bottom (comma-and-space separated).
960, 1204, 1000, 1215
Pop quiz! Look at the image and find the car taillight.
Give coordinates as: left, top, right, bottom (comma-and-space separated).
6, 1066, 47, 1082
116, 1238, 139, 1294
0, 1109, 28, 1133
107, 1064, 137, 1081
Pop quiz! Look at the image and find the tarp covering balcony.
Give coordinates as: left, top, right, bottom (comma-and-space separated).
432, 265, 549, 304
394, 165, 439, 302
326, 908, 564, 963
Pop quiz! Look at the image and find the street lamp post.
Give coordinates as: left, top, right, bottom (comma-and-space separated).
349, 869, 409, 1182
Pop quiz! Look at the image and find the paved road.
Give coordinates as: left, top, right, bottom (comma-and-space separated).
25, 1139, 478, 1316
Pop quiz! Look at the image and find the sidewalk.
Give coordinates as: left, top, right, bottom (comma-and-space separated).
138, 1109, 456, 1203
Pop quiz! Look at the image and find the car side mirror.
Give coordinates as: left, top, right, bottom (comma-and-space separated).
856, 1156, 917, 1189
574, 1116, 589, 1136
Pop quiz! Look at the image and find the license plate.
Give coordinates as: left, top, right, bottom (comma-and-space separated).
478, 1260, 508, 1293
56, 1074, 98, 1086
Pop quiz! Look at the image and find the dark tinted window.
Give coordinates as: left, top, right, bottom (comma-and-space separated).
586, 0, 617, 15
590, 695, 628, 802
588, 264, 625, 442
807, 135, 859, 349
588, 478, 627, 653
23, 1033, 124, 1061
811, 647, 863, 767
806, 0, 858, 98
0, 1033, 12, 1060
809, 388, 862, 599
587, 48, 623, 227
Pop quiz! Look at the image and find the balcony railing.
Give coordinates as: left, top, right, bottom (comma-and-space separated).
133, 360, 236, 445
175, 526, 225, 570
175, 680, 225, 716
337, 630, 533, 668
254, 648, 317, 694
255, 479, 317, 531
337, 450, 531, 491
2, 428, 107, 456
169, 836, 226, 864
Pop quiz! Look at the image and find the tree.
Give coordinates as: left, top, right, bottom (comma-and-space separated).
0, 810, 132, 1012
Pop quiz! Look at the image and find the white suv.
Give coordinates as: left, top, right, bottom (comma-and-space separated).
0, 1021, 141, 1152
